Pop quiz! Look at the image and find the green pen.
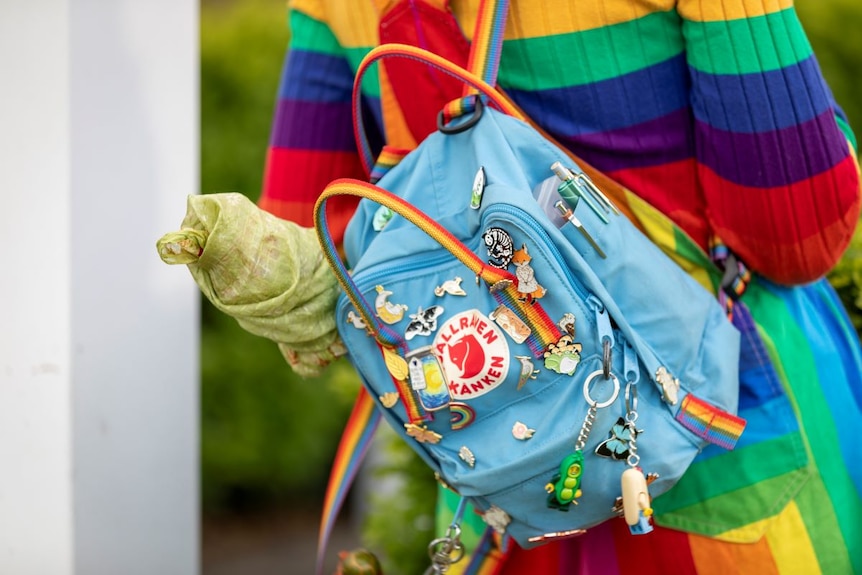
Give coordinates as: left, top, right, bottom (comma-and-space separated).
551, 162, 613, 223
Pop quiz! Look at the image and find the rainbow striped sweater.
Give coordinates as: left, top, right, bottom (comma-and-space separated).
259, 3, 862, 573
261, 0, 860, 285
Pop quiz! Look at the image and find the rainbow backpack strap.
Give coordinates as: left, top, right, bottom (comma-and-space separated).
440, 0, 509, 125
316, 387, 381, 574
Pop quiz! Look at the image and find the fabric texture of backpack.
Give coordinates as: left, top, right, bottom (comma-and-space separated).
313, 42, 744, 551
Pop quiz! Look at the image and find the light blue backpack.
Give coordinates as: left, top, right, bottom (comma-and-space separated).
313, 47, 742, 556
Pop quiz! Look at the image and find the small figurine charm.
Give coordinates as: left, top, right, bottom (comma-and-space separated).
546, 369, 620, 511
621, 467, 654, 534
545, 451, 584, 511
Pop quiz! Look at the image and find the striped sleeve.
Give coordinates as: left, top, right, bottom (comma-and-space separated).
258, 4, 366, 248
678, 0, 861, 284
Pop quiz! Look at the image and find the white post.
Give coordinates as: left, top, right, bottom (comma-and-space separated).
0, 1, 199, 574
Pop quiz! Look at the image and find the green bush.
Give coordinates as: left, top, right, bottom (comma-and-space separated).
801, 0, 862, 327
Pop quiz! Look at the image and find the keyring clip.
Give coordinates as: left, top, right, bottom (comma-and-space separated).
625, 382, 638, 423
583, 369, 620, 409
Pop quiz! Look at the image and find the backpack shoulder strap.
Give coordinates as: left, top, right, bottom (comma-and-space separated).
316, 387, 382, 574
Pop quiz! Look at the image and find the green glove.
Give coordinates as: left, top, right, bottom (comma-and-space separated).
157, 193, 345, 377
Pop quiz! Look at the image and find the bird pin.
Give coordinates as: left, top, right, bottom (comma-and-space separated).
434, 277, 467, 297
515, 356, 540, 390
346, 310, 367, 329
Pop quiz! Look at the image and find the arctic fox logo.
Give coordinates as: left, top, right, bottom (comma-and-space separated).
434, 310, 510, 400
446, 334, 485, 380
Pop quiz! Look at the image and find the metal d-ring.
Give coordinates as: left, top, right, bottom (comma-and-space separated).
583, 369, 620, 409
437, 98, 484, 135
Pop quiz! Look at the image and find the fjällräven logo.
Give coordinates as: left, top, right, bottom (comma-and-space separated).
434, 310, 510, 400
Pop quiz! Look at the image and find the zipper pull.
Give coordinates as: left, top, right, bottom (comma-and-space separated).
622, 335, 639, 386
587, 295, 615, 379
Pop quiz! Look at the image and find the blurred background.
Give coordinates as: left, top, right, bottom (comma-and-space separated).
198, 1, 862, 573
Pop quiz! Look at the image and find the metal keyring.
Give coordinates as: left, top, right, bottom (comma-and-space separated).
583, 369, 620, 409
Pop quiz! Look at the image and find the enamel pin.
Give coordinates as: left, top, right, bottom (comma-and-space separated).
511, 244, 547, 304
527, 529, 587, 544
379, 392, 399, 408
656, 366, 681, 405
449, 402, 476, 431
470, 167, 486, 210
459, 446, 476, 467
512, 421, 535, 440
489, 304, 531, 344
372, 205, 393, 231
404, 423, 442, 444
405, 305, 444, 340
482, 506, 511, 535
482, 227, 514, 269
406, 346, 450, 411
558, 313, 576, 337
374, 285, 409, 324
346, 310, 367, 330
434, 277, 467, 297
543, 335, 582, 375
514, 356, 539, 390
488, 279, 514, 293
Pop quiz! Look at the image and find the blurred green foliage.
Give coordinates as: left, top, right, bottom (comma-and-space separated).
199, 0, 862, 572
361, 429, 438, 575
797, 0, 862, 133
200, 0, 357, 516
802, 0, 862, 329
201, 0, 285, 199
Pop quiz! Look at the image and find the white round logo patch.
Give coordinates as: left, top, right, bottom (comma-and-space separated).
433, 310, 510, 400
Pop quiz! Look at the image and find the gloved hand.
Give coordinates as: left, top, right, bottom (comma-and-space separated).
157, 193, 346, 377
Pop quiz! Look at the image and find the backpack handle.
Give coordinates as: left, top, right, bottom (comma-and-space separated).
351, 44, 525, 178
314, 178, 519, 349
